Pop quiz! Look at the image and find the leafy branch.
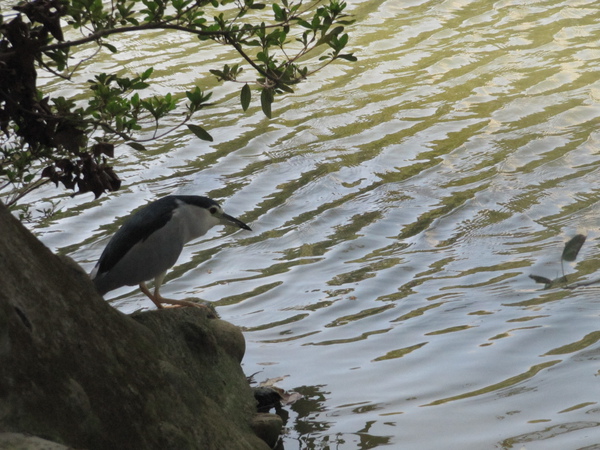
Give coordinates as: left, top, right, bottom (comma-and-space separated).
0, 0, 355, 208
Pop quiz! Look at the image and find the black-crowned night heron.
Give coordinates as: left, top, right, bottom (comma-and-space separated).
90, 195, 251, 308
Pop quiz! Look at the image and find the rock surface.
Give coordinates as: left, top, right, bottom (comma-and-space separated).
0, 202, 274, 450
0, 432, 73, 449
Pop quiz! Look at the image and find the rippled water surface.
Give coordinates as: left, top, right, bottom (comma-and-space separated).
24, 0, 600, 448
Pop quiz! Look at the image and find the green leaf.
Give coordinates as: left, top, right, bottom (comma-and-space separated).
140, 67, 154, 80
277, 84, 294, 94
131, 93, 140, 107
240, 84, 251, 111
296, 19, 312, 29
272, 3, 284, 20
127, 142, 147, 151
562, 234, 586, 262
338, 53, 358, 62
209, 69, 224, 80
260, 88, 273, 118
319, 26, 345, 46
187, 124, 213, 142
529, 274, 553, 286
131, 82, 150, 90
338, 33, 349, 47
256, 52, 269, 64
102, 42, 118, 53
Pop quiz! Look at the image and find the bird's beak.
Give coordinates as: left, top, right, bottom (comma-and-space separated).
221, 213, 252, 231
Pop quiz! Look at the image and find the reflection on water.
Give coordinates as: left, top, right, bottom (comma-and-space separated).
25, 0, 600, 448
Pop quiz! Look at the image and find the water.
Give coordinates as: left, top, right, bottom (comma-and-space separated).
19, 0, 600, 448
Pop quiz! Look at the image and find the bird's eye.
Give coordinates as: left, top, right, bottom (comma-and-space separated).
209, 206, 218, 214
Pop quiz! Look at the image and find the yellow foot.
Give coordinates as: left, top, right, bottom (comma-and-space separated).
156, 298, 219, 318
159, 298, 206, 308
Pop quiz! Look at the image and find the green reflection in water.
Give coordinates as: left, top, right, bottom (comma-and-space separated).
216, 281, 282, 306
544, 331, 600, 356
558, 402, 597, 414
425, 324, 474, 335
506, 315, 548, 322
372, 342, 428, 362
499, 421, 599, 448
504, 289, 572, 307
392, 302, 444, 323
489, 326, 542, 341
308, 328, 391, 346
398, 186, 487, 240
469, 310, 494, 316
325, 304, 395, 327
281, 210, 384, 261
243, 313, 309, 333
423, 360, 561, 407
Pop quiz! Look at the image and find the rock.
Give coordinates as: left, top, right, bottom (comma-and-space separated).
249, 413, 284, 449
211, 318, 246, 362
0, 202, 273, 450
0, 432, 73, 449
253, 386, 284, 412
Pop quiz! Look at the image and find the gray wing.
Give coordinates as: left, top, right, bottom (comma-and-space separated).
92, 196, 185, 294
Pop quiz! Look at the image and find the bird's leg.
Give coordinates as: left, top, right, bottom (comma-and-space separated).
139, 282, 164, 309
140, 273, 210, 309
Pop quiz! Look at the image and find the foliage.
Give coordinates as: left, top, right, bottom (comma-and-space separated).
0, 0, 355, 206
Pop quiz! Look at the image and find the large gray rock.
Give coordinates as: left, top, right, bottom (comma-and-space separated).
0, 202, 272, 449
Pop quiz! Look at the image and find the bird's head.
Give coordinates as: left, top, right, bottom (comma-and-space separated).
208, 203, 252, 231
172, 196, 251, 241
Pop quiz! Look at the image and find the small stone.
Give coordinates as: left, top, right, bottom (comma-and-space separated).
250, 413, 283, 448
211, 319, 246, 362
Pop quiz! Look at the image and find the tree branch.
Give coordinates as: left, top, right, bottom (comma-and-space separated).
40, 23, 233, 52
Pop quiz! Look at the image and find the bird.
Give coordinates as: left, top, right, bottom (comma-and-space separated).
90, 195, 251, 309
